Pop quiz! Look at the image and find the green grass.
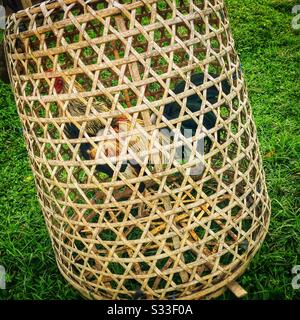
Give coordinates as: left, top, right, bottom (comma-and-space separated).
0, 0, 299, 300
221, 0, 300, 300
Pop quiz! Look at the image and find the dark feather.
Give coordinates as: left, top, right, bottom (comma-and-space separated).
133, 287, 146, 300
64, 124, 93, 160
131, 164, 146, 193
3, 0, 23, 12
64, 123, 145, 193
64, 123, 128, 175
164, 73, 231, 150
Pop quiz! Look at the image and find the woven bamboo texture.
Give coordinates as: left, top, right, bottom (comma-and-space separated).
5, 0, 271, 300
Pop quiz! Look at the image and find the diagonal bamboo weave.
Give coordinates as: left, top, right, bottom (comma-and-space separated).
5, 0, 271, 300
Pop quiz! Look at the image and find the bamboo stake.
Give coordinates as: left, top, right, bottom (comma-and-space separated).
227, 281, 248, 298
114, 14, 189, 283
21, 0, 32, 9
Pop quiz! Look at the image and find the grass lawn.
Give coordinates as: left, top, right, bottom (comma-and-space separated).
0, 0, 299, 300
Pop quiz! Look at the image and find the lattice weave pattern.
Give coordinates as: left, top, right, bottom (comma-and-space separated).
5, 0, 271, 300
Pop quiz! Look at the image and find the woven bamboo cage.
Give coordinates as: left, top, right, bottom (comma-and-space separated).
5, 0, 271, 300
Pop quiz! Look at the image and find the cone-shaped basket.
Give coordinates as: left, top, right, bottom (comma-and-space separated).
5, 0, 271, 300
